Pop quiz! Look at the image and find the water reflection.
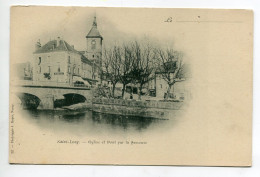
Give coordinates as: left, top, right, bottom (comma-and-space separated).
21, 109, 168, 136
91, 112, 162, 131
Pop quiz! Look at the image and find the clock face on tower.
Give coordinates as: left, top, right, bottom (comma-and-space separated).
91, 40, 96, 49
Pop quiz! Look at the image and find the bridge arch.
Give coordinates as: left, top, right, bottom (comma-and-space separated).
15, 92, 41, 109
54, 93, 86, 108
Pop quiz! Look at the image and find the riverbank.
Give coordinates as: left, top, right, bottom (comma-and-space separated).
51, 98, 184, 119
92, 98, 184, 119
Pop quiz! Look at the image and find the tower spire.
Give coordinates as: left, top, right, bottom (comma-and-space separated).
93, 14, 97, 27
86, 13, 103, 40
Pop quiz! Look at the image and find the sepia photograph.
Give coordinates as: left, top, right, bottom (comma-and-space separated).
9, 6, 253, 166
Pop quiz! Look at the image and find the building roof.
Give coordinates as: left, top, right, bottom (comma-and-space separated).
78, 50, 101, 66
86, 16, 103, 39
34, 39, 78, 54
79, 51, 85, 55
82, 77, 98, 85
81, 53, 92, 65
34, 39, 92, 65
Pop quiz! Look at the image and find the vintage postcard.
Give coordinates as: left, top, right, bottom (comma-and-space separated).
9, 6, 253, 166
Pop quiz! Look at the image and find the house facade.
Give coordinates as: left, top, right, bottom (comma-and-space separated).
32, 16, 103, 87
148, 63, 191, 100
33, 38, 93, 87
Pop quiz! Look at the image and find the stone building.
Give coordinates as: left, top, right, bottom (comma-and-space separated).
32, 16, 103, 87
80, 16, 103, 82
33, 37, 93, 87
148, 63, 191, 100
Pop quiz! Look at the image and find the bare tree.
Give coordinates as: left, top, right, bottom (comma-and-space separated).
103, 46, 121, 98
155, 48, 184, 100
117, 44, 135, 99
131, 41, 156, 100
103, 40, 157, 100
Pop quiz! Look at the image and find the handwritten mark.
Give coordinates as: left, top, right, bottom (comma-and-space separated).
164, 17, 172, 22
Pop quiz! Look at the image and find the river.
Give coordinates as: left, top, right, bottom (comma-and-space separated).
19, 108, 180, 137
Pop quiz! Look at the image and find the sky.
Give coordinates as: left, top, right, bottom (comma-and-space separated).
10, 6, 196, 64
10, 7, 249, 66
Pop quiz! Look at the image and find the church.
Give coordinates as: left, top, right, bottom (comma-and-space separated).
32, 16, 103, 87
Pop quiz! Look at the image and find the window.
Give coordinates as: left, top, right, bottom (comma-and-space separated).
73, 67, 76, 74
48, 66, 51, 73
93, 55, 95, 58
58, 66, 60, 72
68, 56, 71, 63
78, 68, 80, 74
160, 84, 162, 89
38, 57, 41, 65
68, 66, 71, 73
39, 66, 41, 73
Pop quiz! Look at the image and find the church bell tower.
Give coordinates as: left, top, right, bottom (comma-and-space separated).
86, 15, 103, 68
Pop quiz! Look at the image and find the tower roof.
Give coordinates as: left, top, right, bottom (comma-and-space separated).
86, 15, 103, 39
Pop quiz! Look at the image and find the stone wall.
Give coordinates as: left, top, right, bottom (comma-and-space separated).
92, 98, 184, 119
93, 98, 183, 109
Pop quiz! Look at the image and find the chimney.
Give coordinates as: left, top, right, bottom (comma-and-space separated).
35, 39, 41, 51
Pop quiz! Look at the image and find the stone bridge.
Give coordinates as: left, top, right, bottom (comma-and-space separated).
11, 85, 92, 110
